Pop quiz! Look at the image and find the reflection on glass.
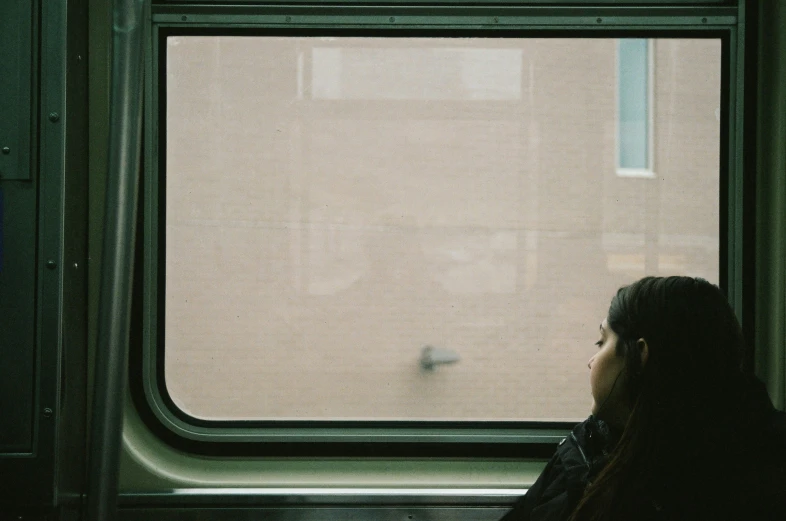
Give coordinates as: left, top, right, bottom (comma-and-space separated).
165, 37, 721, 422
312, 47, 523, 100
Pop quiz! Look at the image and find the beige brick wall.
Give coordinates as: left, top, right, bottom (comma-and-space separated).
163, 37, 720, 421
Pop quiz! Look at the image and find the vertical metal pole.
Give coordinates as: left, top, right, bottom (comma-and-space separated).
756, 1, 786, 410
86, 0, 145, 519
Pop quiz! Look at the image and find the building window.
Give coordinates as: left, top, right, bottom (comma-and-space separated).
617, 39, 654, 178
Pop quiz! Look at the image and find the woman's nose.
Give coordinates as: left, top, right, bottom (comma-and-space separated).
587, 356, 594, 370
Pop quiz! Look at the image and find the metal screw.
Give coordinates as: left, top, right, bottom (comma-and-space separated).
493, 17, 499, 23
596, 18, 602, 23
181, 15, 187, 21
702, 17, 707, 23
73, 262, 79, 268
1, 147, 9, 155
48, 112, 60, 122
46, 260, 57, 270
286, 16, 291, 22
389, 16, 395, 22
43, 408, 53, 418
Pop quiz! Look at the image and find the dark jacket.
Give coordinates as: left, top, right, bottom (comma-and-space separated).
500, 377, 786, 521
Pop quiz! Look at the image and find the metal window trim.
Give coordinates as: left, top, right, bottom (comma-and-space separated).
150, 3, 741, 28
152, 15, 737, 28
118, 487, 529, 505
140, 6, 746, 449
155, 0, 734, 5
23, 0, 66, 504
725, 5, 746, 325
754, 1, 786, 410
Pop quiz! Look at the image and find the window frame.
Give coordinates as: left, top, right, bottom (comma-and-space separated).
139, 2, 747, 454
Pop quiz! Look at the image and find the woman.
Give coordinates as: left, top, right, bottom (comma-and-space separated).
501, 276, 786, 521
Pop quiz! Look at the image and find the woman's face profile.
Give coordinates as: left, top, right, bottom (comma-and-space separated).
588, 318, 628, 425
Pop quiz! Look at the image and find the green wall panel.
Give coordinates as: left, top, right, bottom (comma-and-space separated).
0, 0, 33, 181
0, 0, 36, 452
0, 184, 37, 452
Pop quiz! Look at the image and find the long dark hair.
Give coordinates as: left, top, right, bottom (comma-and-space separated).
568, 276, 748, 521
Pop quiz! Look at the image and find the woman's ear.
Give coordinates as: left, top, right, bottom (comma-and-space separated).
637, 338, 649, 367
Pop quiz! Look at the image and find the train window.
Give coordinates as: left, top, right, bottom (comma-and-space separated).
617, 39, 654, 177
158, 35, 721, 429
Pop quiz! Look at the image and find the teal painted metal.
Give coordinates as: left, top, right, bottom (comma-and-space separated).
152, 6, 737, 27
0, 0, 70, 506
33, 0, 69, 505
721, 15, 742, 326
0, 0, 89, 508
155, 0, 733, 4
57, 0, 90, 504
142, 13, 161, 449
0, 0, 36, 452
0, 0, 37, 456
755, 1, 786, 410
0, 183, 37, 453
87, 0, 146, 518
142, 4, 746, 446
0, 0, 33, 181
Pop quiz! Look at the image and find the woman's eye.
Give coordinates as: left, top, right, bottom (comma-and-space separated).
595, 340, 603, 348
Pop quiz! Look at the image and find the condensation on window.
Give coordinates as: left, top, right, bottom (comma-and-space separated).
164, 37, 721, 421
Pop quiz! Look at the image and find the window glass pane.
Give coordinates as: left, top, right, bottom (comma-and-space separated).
164, 37, 721, 421
618, 39, 650, 170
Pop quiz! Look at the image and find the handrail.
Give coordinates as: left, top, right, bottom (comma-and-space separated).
117, 488, 529, 506
86, 0, 145, 520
